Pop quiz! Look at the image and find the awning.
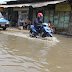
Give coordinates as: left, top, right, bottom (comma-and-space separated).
0, 0, 66, 8
31, 0, 66, 8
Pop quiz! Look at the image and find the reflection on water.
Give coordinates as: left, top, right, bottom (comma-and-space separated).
0, 31, 72, 72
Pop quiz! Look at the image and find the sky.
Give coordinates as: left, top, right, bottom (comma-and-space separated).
0, 0, 16, 4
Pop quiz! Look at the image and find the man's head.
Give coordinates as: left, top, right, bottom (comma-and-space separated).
37, 13, 43, 22
37, 13, 43, 18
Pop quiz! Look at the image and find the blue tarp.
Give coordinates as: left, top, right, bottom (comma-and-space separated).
0, 18, 9, 22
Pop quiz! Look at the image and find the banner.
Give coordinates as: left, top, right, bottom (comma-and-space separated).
55, 2, 71, 11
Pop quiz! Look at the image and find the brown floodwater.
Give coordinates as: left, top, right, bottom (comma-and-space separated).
0, 31, 72, 72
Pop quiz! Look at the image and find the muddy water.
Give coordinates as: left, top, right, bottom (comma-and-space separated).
0, 31, 72, 72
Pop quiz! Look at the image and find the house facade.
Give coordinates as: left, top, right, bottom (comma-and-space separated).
32, 2, 71, 33
1, 0, 72, 34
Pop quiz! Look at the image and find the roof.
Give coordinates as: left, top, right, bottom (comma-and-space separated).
0, 0, 66, 8
0, 0, 16, 4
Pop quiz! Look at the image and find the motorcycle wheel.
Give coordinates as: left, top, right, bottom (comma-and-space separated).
29, 29, 36, 37
50, 35, 52, 37
42, 33, 46, 38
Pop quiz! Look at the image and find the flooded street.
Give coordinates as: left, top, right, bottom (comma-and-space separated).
0, 30, 72, 72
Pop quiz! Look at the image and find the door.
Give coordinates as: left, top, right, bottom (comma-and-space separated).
54, 11, 70, 31
18, 11, 28, 25
21, 11, 28, 22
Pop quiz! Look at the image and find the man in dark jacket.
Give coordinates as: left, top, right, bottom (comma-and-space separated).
34, 13, 43, 35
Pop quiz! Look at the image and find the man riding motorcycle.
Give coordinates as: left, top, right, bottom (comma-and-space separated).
34, 13, 43, 36
30, 13, 52, 37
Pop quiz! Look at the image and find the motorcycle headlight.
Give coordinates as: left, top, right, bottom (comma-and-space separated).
6, 22, 9, 24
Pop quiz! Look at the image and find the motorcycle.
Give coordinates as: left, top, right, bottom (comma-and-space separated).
48, 22, 56, 34
29, 23, 52, 38
48, 25, 56, 34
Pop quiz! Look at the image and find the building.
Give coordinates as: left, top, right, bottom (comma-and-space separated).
68, 0, 72, 35
0, 0, 65, 27
1, 0, 72, 35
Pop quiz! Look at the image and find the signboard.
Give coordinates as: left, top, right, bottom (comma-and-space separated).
13, 8, 29, 11
0, 8, 3, 11
55, 2, 71, 11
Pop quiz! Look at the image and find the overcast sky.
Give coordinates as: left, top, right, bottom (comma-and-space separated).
0, 0, 16, 4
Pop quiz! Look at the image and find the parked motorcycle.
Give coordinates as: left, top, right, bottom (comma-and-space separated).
48, 25, 56, 34
29, 23, 52, 38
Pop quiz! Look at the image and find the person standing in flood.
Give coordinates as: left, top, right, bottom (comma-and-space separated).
19, 18, 24, 30
25, 18, 31, 30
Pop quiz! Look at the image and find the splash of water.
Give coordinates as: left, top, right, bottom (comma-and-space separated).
2, 31, 59, 46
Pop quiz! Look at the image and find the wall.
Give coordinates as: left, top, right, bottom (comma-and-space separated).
68, 6, 72, 35
54, 11, 70, 32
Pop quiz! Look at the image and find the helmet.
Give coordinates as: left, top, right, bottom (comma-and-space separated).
38, 13, 43, 17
